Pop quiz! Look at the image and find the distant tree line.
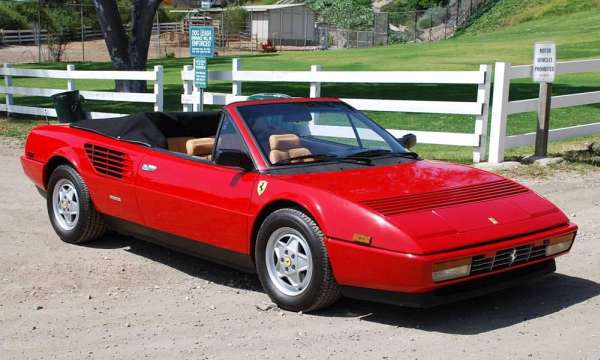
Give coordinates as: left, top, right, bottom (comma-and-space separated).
0, 0, 181, 31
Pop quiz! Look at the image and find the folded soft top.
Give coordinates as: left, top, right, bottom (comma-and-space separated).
71, 111, 222, 148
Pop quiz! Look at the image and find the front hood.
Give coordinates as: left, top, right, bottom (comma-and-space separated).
276, 161, 568, 254
275, 160, 505, 201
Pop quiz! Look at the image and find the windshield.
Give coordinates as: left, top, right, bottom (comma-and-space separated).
237, 101, 411, 166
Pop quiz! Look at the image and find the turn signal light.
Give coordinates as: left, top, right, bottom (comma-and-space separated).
432, 258, 472, 282
546, 233, 576, 256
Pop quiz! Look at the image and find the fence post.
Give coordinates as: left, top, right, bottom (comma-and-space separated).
473, 64, 492, 163
232, 58, 242, 96
4, 64, 14, 116
182, 65, 194, 112
154, 65, 164, 112
67, 64, 76, 91
310, 64, 321, 98
488, 62, 511, 163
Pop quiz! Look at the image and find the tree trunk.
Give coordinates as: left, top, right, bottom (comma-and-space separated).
93, 0, 162, 93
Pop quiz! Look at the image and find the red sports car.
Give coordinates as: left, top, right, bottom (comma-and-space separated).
21, 98, 577, 312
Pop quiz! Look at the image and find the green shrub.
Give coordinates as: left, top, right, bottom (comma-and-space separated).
417, 6, 446, 29
223, 6, 248, 35
0, 4, 29, 30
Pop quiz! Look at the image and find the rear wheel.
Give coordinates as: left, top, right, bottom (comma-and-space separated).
255, 208, 341, 312
47, 165, 106, 244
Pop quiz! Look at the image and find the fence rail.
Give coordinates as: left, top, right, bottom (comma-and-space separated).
181, 58, 492, 162
0, 22, 181, 45
489, 59, 600, 163
0, 64, 163, 119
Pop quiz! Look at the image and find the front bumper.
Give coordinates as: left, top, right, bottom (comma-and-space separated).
341, 259, 556, 308
327, 223, 577, 304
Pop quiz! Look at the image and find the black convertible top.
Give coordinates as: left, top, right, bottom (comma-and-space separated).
71, 111, 222, 148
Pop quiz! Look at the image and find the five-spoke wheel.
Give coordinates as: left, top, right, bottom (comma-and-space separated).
47, 165, 106, 244
52, 179, 80, 231
256, 208, 341, 312
266, 227, 313, 296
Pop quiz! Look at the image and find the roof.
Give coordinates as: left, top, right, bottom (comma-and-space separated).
242, 4, 307, 12
170, 3, 310, 14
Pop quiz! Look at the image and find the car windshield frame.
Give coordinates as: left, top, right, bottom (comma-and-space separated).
235, 100, 414, 168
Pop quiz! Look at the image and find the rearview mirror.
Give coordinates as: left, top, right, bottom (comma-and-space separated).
215, 149, 254, 171
398, 133, 417, 149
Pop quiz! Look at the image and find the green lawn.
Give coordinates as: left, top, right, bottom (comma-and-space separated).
1, 3, 600, 163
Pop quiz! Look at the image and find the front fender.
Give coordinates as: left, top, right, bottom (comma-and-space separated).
251, 176, 420, 253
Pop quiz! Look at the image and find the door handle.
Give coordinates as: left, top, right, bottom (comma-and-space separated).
141, 164, 158, 172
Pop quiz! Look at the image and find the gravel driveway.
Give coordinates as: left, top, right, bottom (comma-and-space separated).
1, 138, 599, 359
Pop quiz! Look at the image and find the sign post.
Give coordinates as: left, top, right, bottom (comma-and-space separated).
189, 26, 215, 111
532, 42, 556, 157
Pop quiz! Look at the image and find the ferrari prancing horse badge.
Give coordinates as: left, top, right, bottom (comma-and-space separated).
257, 180, 268, 196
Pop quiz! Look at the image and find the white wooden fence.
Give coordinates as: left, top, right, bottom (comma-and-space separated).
0, 22, 180, 45
181, 58, 492, 163
0, 64, 163, 119
489, 59, 600, 163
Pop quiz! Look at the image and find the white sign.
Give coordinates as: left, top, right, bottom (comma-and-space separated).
533, 42, 556, 83
201, 0, 211, 9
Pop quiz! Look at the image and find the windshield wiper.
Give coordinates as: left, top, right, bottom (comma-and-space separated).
273, 153, 336, 166
349, 149, 420, 159
274, 153, 373, 166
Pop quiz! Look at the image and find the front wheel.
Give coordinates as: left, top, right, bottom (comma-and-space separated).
47, 165, 106, 244
255, 208, 341, 312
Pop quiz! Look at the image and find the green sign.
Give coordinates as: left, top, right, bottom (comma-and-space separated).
194, 57, 208, 89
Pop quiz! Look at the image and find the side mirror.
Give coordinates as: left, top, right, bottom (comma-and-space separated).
215, 149, 254, 171
398, 133, 417, 149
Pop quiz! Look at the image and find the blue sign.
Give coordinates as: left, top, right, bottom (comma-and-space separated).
189, 26, 215, 58
194, 57, 208, 89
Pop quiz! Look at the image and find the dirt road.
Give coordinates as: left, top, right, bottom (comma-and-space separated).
1, 137, 599, 359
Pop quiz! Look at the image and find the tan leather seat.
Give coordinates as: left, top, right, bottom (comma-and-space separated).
186, 137, 215, 160
269, 134, 312, 164
167, 137, 194, 153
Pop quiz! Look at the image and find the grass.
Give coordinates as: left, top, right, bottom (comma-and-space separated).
1, 0, 600, 163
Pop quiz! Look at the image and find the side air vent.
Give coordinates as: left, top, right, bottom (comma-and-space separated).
361, 179, 528, 216
84, 143, 129, 179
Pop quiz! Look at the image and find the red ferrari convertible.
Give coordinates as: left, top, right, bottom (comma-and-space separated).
21, 98, 577, 312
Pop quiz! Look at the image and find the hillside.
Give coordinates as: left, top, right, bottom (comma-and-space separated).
465, 0, 600, 35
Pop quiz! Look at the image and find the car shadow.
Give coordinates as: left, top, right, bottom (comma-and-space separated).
86, 232, 263, 292
87, 233, 599, 334
315, 273, 600, 335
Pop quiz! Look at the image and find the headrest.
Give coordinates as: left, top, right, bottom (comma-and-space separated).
269, 134, 301, 150
186, 137, 215, 156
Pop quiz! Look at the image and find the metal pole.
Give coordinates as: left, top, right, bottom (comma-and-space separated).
456, 0, 461, 27
444, 6, 448, 39
429, 10, 432, 41
156, 12, 161, 58
535, 82, 553, 157
37, 0, 42, 63
414, 11, 417, 42
81, 0, 85, 62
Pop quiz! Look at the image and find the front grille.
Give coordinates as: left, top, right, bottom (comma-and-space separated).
361, 179, 528, 216
84, 143, 129, 179
470, 241, 549, 275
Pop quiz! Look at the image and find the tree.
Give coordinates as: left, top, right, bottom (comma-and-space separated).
92, 0, 163, 92
46, 7, 79, 62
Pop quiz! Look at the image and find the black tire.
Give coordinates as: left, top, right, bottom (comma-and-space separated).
255, 208, 341, 312
47, 165, 106, 244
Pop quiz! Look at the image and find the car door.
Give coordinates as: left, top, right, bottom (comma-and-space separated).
80, 136, 146, 225
134, 114, 258, 254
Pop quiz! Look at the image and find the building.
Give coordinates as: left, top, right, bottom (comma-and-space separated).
172, 3, 318, 47
244, 4, 317, 46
